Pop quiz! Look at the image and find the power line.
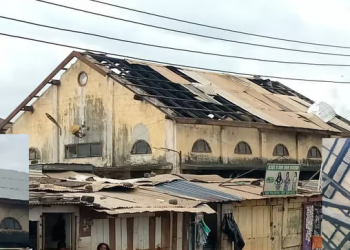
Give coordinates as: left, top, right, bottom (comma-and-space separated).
1, 32, 350, 84
33, 0, 350, 57
2, 15, 350, 67
88, 0, 350, 50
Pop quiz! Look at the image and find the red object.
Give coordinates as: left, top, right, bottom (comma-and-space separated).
312, 236, 322, 249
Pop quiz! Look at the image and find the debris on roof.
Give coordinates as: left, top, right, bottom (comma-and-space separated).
2, 51, 350, 135
175, 174, 228, 183
29, 172, 320, 214
83, 52, 350, 133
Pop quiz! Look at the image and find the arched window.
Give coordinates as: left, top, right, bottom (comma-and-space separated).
307, 146, 321, 159
131, 140, 152, 154
192, 139, 212, 153
29, 147, 41, 160
234, 141, 252, 154
273, 144, 289, 156
0, 217, 22, 230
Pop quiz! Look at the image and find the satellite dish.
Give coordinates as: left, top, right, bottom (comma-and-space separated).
307, 102, 336, 122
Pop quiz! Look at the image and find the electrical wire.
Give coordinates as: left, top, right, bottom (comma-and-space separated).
1, 32, 350, 84
88, 0, 350, 50
2, 15, 350, 67
33, 0, 350, 57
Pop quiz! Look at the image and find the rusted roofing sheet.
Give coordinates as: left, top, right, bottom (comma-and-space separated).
29, 192, 83, 205
29, 168, 46, 179
30, 184, 86, 193
97, 204, 215, 214
95, 188, 202, 208
150, 65, 189, 85
175, 174, 228, 183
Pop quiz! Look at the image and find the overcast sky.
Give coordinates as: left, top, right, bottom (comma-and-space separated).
0, 134, 29, 172
0, 0, 349, 120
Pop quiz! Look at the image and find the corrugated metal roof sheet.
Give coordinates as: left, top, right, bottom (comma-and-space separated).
97, 204, 216, 215
176, 174, 228, 183
89, 53, 350, 133
0, 169, 28, 201
29, 168, 46, 178
155, 179, 242, 202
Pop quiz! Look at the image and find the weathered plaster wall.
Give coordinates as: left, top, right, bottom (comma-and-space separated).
8, 86, 57, 162
111, 77, 174, 169
57, 59, 108, 166
177, 124, 323, 169
8, 59, 174, 171
0, 203, 29, 231
297, 133, 323, 167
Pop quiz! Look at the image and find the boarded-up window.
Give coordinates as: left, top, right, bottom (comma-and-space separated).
65, 143, 102, 158
192, 139, 211, 153
29, 148, 40, 160
0, 217, 22, 230
273, 144, 289, 156
307, 146, 321, 159
234, 141, 252, 154
131, 140, 152, 154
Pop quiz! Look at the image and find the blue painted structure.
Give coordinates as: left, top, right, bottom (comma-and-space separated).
322, 138, 350, 249
155, 179, 242, 202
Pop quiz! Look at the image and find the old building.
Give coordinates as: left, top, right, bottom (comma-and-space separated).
29, 170, 321, 250
0, 169, 29, 248
2, 51, 350, 178
0, 118, 12, 134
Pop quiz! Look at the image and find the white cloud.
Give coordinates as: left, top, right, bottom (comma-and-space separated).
0, 134, 29, 172
0, 0, 349, 119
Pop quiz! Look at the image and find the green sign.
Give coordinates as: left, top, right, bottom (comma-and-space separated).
263, 163, 301, 197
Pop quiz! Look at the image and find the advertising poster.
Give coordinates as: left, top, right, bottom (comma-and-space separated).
263, 163, 301, 196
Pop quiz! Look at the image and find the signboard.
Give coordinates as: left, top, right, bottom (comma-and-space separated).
263, 163, 300, 196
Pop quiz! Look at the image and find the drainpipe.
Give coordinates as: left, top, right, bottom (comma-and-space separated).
154, 147, 182, 173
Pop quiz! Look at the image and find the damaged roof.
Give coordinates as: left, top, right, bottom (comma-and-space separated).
86, 52, 350, 134
29, 172, 320, 215
1, 51, 350, 135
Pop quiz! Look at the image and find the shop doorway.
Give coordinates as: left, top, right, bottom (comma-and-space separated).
29, 221, 38, 250
42, 213, 74, 250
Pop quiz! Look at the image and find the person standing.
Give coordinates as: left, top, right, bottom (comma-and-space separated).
284, 172, 291, 191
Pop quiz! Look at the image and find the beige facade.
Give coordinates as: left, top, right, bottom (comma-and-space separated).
0, 201, 29, 232
5, 51, 350, 176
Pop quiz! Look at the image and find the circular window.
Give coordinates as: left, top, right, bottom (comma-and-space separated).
78, 72, 88, 86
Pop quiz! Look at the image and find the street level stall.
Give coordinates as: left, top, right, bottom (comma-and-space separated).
29, 168, 321, 250
29, 171, 233, 250
0, 169, 29, 248
172, 174, 321, 250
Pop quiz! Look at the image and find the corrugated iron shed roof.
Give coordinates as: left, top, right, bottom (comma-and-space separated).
29, 168, 46, 179
155, 179, 242, 202
0, 169, 28, 201
97, 204, 216, 215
